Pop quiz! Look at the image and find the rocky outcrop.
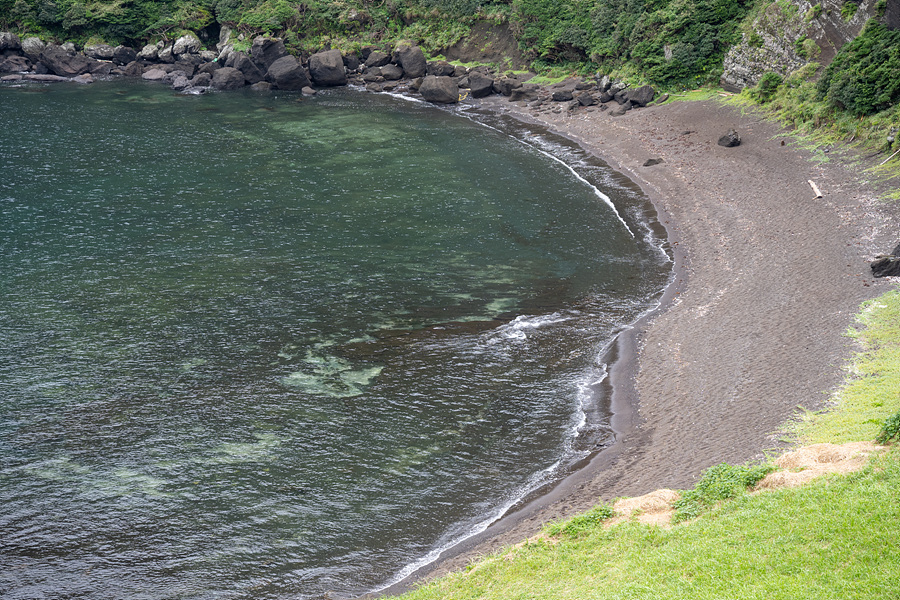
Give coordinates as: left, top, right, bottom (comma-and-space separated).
84, 44, 114, 60
0, 55, 30, 73
467, 71, 494, 98
309, 49, 347, 86
40, 44, 94, 77
251, 36, 287, 72
394, 44, 426, 78
226, 52, 265, 84
173, 34, 202, 56
266, 55, 311, 90
0, 31, 20, 51
211, 66, 246, 90
419, 75, 459, 103
626, 85, 656, 107
721, 0, 879, 91
21, 37, 44, 60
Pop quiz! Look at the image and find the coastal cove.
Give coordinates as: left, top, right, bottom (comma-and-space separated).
385, 93, 900, 593
0, 81, 672, 600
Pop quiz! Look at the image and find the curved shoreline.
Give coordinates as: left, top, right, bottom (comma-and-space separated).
377, 95, 898, 596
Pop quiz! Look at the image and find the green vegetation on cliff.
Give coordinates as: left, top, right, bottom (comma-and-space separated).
0, 0, 755, 85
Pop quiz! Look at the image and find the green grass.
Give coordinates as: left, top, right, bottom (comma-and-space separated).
400, 449, 900, 600
392, 285, 900, 600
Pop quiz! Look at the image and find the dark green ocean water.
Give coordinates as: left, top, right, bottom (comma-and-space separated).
0, 81, 670, 599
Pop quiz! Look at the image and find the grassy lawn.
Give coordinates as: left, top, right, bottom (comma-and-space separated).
393, 287, 900, 600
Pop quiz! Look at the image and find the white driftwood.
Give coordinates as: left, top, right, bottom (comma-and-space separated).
879, 148, 900, 166
808, 180, 823, 198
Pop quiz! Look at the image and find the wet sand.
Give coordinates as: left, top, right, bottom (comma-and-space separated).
379, 95, 899, 594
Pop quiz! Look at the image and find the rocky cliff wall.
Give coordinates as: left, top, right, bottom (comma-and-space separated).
721, 0, 879, 91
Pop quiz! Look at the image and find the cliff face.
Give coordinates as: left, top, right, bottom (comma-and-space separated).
721, 0, 879, 91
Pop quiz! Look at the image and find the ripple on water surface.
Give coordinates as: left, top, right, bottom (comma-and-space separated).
0, 81, 671, 599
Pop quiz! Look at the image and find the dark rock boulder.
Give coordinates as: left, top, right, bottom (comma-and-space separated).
599, 91, 615, 103
576, 92, 597, 106
343, 54, 360, 71
266, 55, 311, 90
112, 46, 137, 66
84, 44, 115, 60
120, 61, 144, 77
643, 158, 664, 166
597, 74, 612, 93
227, 52, 265, 84
419, 75, 459, 104
394, 44, 426, 78
364, 51, 391, 68
0, 55, 30, 74
191, 72, 212, 87
211, 66, 246, 90
426, 60, 455, 77
493, 76, 522, 96
40, 45, 93, 77
626, 85, 656, 107
174, 55, 203, 78
0, 32, 21, 51
551, 89, 574, 102
142, 68, 167, 81
510, 84, 540, 102
717, 129, 742, 147
309, 49, 347, 86
197, 61, 222, 77
91, 61, 113, 76
381, 63, 403, 81
871, 255, 900, 277
170, 74, 191, 90
614, 89, 629, 104
871, 243, 900, 277
250, 36, 287, 72
467, 72, 494, 98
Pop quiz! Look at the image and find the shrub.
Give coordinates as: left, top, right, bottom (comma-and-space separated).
545, 503, 616, 537
753, 70, 783, 101
877, 409, 900, 444
817, 21, 900, 116
673, 462, 773, 522
841, 1, 858, 21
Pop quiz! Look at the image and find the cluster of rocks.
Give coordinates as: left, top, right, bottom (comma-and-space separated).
1, 30, 665, 115
871, 243, 900, 278
482, 75, 665, 116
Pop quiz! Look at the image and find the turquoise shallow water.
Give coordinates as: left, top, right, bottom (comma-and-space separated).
0, 81, 670, 599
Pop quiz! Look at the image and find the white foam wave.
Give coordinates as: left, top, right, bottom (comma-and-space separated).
496, 312, 573, 340
370, 455, 564, 595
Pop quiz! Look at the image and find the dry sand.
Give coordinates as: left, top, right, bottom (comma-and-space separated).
380, 95, 899, 594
